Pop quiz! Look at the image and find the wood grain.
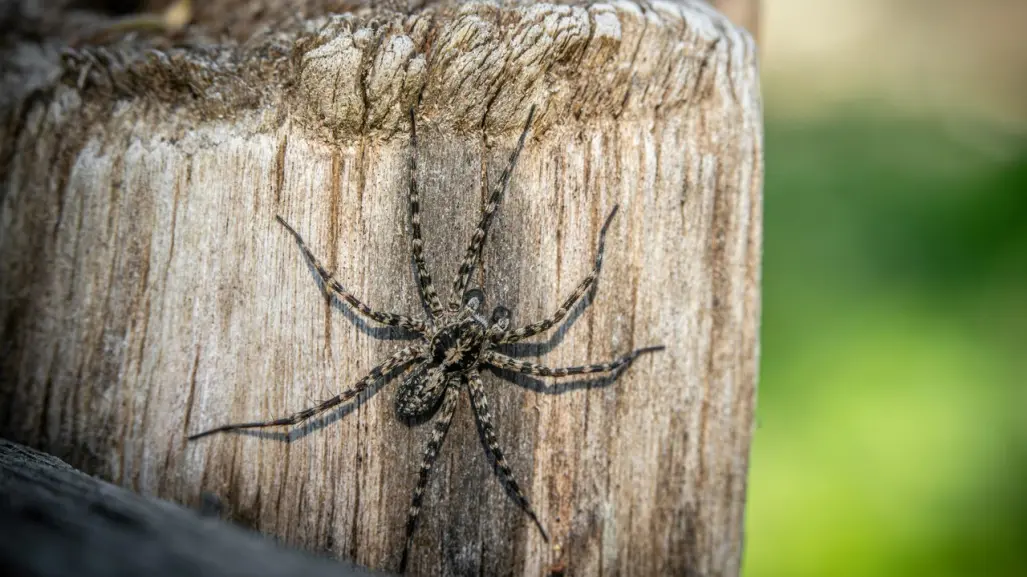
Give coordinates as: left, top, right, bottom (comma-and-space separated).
0, 1, 762, 575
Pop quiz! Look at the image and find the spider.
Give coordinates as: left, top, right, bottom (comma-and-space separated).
188, 105, 664, 572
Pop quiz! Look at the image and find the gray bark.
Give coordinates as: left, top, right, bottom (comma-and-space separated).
0, 1, 762, 575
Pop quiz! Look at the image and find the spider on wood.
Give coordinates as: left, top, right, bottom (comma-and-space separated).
188, 105, 664, 572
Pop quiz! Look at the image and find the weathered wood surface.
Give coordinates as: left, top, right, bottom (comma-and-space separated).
0, 1, 762, 575
0, 438, 385, 577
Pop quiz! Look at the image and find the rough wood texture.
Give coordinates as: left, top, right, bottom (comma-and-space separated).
0, 1, 762, 575
0, 438, 385, 577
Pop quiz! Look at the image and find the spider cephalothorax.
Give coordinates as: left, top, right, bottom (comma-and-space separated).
396, 290, 497, 419
189, 105, 664, 572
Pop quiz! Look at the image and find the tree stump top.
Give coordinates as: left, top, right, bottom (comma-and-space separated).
43, 1, 757, 133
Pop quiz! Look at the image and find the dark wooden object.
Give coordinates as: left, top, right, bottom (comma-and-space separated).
0, 438, 385, 577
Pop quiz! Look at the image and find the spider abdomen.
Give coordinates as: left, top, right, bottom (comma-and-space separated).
396, 365, 451, 419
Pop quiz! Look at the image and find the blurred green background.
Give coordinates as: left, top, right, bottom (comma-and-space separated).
743, 2, 1027, 576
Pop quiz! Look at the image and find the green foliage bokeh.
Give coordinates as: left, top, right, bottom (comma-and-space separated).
743, 106, 1027, 577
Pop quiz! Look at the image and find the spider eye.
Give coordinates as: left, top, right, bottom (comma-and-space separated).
463, 288, 484, 311
491, 306, 511, 328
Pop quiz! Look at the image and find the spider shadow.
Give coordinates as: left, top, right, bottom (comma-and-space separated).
499, 280, 599, 359
468, 356, 646, 524
468, 391, 545, 521
484, 361, 633, 396
233, 356, 417, 443
488, 278, 632, 397
291, 247, 420, 342
467, 368, 629, 527
408, 258, 453, 320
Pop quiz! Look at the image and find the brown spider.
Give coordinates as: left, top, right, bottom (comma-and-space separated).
188, 105, 664, 572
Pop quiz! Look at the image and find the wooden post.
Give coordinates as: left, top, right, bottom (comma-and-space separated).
0, 1, 762, 575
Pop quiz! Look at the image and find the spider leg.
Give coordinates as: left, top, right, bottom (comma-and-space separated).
497, 205, 619, 344
466, 371, 549, 542
483, 346, 663, 378
450, 105, 537, 310
276, 216, 428, 335
400, 385, 459, 574
187, 345, 424, 440
408, 109, 446, 320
